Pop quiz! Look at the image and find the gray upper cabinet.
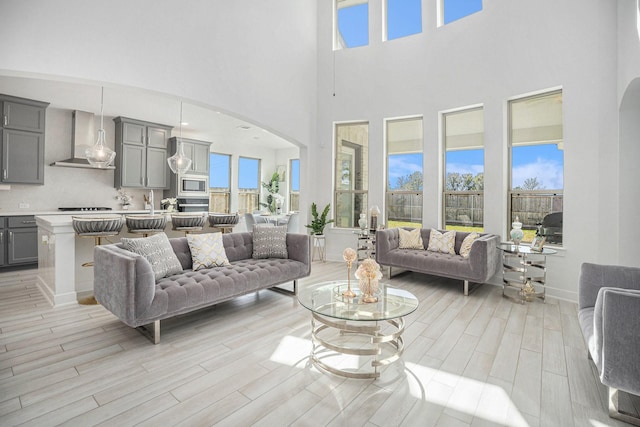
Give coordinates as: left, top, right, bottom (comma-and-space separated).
169, 137, 211, 176
114, 117, 172, 189
0, 94, 48, 185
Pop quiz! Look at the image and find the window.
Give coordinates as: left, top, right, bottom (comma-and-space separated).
335, 122, 369, 228
238, 157, 260, 214
385, 0, 422, 41
509, 90, 563, 244
443, 107, 484, 231
290, 159, 300, 212
209, 153, 231, 213
386, 117, 423, 228
335, 0, 369, 49
440, 0, 482, 26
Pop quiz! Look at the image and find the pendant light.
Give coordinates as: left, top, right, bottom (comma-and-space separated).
167, 102, 192, 174
85, 87, 116, 168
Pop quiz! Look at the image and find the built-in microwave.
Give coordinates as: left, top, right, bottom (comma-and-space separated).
178, 175, 208, 197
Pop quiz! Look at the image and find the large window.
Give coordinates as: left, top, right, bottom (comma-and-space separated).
385, 0, 422, 41
335, 0, 369, 49
440, 0, 482, 26
386, 117, 423, 228
238, 157, 260, 214
335, 122, 369, 228
290, 159, 300, 212
443, 107, 484, 231
209, 153, 231, 213
509, 90, 563, 244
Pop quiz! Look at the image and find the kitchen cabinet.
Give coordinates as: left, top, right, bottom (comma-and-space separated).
170, 137, 211, 176
0, 94, 49, 185
113, 117, 172, 189
0, 216, 38, 268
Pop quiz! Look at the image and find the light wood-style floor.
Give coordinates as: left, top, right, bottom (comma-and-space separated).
0, 262, 636, 426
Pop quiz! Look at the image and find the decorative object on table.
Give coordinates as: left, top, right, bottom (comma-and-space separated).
369, 205, 381, 233
161, 197, 177, 212
358, 212, 368, 231
355, 258, 382, 303
305, 202, 334, 235
260, 172, 281, 214
276, 165, 286, 182
85, 87, 116, 168
530, 235, 546, 252
167, 102, 193, 174
510, 216, 524, 246
115, 188, 133, 209
342, 248, 357, 298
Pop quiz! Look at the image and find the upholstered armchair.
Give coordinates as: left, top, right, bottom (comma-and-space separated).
578, 262, 640, 425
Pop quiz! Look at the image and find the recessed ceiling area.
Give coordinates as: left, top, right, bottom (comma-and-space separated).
0, 74, 295, 150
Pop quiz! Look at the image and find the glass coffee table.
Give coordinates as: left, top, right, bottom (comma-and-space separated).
297, 280, 419, 379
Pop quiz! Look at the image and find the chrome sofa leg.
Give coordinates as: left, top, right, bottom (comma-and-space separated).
464, 280, 469, 296
609, 387, 640, 426
137, 320, 160, 344
269, 280, 297, 296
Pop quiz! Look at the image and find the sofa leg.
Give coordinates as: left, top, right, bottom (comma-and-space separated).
137, 320, 160, 344
269, 280, 297, 296
609, 387, 640, 426
464, 280, 469, 296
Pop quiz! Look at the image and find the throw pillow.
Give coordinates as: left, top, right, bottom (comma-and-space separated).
252, 225, 288, 259
459, 232, 480, 259
186, 232, 231, 270
121, 232, 183, 280
427, 229, 456, 255
398, 228, 424, 250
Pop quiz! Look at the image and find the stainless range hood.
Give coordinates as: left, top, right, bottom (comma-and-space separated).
51, 110, 115, 170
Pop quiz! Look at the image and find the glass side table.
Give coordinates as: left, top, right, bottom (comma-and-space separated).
498, 243, 557, 303
352, 230, 376, 262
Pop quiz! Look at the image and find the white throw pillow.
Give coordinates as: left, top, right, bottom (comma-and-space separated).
121, 232, 183, 280
459, 232, 480, 259
427, 229, 456, 255
187, 232, 231, 270
398, 228, 424, 250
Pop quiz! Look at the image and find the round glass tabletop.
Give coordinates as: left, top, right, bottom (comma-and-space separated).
498, 243, 557, 255
297, 280, 419, 321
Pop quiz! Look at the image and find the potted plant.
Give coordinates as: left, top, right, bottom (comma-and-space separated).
260, 172, 280, 214
305, 202, 334, 235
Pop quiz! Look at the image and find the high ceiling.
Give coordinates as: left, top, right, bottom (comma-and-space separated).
0, 74, 295, 150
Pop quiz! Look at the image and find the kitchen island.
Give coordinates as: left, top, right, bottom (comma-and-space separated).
35, 211, 204, 306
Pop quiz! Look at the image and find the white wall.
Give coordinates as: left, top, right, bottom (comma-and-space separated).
313, 0, 622, 300
0, 0, 317, 147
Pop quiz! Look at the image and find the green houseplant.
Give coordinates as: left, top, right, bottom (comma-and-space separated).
260, 172, 281, 214
305, 203, 334, 235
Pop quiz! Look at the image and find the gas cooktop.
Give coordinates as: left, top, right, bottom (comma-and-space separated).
58, 207, 113, 212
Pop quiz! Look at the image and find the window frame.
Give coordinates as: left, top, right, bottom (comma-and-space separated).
238, 156, 261, 215
209, 152, 231, 214
289, 158, 300, 212
507, 89, 564, 245
334, 0, 370, 50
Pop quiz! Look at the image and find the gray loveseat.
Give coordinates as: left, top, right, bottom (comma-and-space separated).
375, 228, 500, 295
578, 262, 640, 425
94, 232, 310, 343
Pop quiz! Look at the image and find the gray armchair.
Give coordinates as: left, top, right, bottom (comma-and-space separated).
578, 262, 640, 425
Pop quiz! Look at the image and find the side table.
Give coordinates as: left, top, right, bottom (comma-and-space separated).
353, 230, 375, 262
312, 234, 326, 262
499, 243, 557, 303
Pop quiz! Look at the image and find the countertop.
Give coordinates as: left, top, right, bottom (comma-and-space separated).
1, 209, 169, 216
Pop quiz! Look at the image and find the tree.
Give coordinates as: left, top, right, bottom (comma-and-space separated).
395, 171, 423, 191
446, 172, 483, 191
515, 177, 544, 190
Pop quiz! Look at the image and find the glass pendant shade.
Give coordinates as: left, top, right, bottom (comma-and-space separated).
167, 139, 192, 174
167, 102, 193, 174
86, 87, 116, 168
86, 128, 116, 168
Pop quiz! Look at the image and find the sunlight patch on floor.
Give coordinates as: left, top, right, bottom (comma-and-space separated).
270, 335, 312, 366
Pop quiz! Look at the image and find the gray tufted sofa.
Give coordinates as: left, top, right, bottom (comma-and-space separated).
375, 228, 500, 295
93, 232, 310, 343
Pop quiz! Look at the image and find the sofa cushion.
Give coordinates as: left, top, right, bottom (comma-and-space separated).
121, 232, 183, 280
252, 225, 288, 259
187, 232, 231, 270
399, 228, 424, 250
427, 229, 456, 255
459, 232, 480, 259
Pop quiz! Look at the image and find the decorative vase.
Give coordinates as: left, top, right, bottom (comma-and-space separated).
358, 213, 367, 231
510, 216, 524, 246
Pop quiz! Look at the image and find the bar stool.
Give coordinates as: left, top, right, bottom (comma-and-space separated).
208, 212, 239, 234
171, 213, 206, 236
72, 214, 124, 304
125, 214, 167, 237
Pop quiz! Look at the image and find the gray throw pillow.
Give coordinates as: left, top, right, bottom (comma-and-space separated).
121, 232, 183, 280
252, 225, 288, 259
